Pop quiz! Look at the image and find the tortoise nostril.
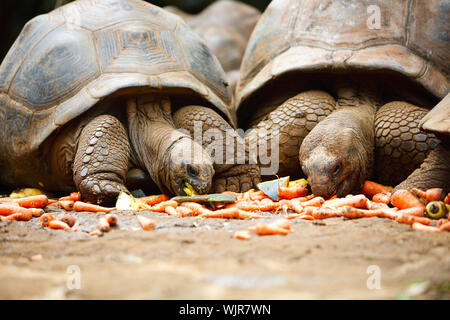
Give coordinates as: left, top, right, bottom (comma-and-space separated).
187, 164, 199, 177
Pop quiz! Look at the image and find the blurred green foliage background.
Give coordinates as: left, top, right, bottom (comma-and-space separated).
0, 0, 270, 62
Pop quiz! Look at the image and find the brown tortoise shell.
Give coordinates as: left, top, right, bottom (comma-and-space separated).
0, 0, 234, 160
235, 0, 449, 117
166, 0, 261, 73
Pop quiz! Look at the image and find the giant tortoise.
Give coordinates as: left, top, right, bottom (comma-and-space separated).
234, 0, 449, 197
165, 0, 261, 91
0, 0, 252, 204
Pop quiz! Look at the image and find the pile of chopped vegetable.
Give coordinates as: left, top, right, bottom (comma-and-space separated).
0, 178, 449, 237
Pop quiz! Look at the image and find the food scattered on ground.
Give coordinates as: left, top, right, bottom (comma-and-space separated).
0, 180, 448, 237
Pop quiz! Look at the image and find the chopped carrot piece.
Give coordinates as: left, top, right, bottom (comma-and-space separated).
181, 202, 208, 216
234, 230, 251, 240
278, 181, 308, 200
149, 200, 178, 212
396, 214, 431, 226
40, 213, 56, 227
105, 213, 118, 226
271, 219, 291, 231
391, 189, 424, 210
311, 207, 344, 219
299, 196, 324, 207
5, 212, 32, 221
361, 180, 392, 198
439, 221, 450, 232
59, 213, 76, 227
139, 194, 170, 206
298, 215, 315, 220
59, 192, 81, 202
237, 210, 263, 220
137, 215, 156, 231
199, 207, 240, 219
411, 222, 440, 232
73, 201, 115, 213
3, 195, 49, 208
372, 192, 391, 205
176, 206, 193, 217
323, 194, 368, 209
58, 200, 74, 211
288, 198, 304, 214
48, 220, 70, 230
254, 222, 289, 236
0, 204, 43, 217
412, 188, 442, 203
165, 206, 180, 217
97, 217, 110, 232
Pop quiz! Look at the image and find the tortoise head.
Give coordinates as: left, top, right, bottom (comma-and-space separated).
126, 95, 214, 197
300, 127, 367, 199
162, 136, 214, 196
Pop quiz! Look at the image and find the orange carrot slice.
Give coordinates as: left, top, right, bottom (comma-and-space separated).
137, 215, 156, 231
234, 230, 251, 240
254, 222, 289, 236
0, 204, 43, 217
323, 194, 368, 209
58, 213, 76, 227
40, 213, 56, 227
411, 222, 440, 232
58, 200, 74, 211
412, 188, 442, 203
73, 201, 115, 213
139, 194, 170, 206
5, 212, 32, 221
372, 192, 392, 205
105, 213, 118, 226
97, 217, 110, 232
362, 180, 392, 198
391, 189, 424, 210
48, 220, 70, 230
149, 200, 178, 212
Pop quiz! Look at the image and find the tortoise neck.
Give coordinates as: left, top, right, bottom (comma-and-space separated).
126, 95, 186, 192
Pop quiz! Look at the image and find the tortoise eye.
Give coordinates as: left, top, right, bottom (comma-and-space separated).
187, 164, 199, 177
333, 163, 341, 176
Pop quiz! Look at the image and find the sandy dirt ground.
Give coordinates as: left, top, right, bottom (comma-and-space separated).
0, 205, 449, 300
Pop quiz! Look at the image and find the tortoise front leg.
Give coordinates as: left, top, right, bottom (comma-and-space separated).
173, 106, 261, 193
73, 115, 130, 205
375, 101, 449, 193
394, 144, 450, 193
249, 90, 336, 178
